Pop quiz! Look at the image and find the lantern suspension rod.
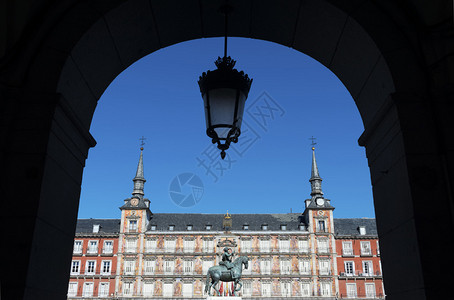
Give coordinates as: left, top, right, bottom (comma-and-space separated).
224, 5, 228, 58
220, 3, 232, 58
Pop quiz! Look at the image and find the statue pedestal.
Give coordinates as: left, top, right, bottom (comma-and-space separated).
206, 297, 242, 300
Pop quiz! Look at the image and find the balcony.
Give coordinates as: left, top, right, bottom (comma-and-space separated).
339, 271, 382, 278
360, 250, 373, 257
342, 250, 354, 257
339, 292, 385, 299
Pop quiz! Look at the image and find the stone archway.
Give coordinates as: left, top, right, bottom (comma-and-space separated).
0, 1, 452, 299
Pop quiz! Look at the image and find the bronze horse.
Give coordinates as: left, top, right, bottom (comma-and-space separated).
205, 256, 249, 296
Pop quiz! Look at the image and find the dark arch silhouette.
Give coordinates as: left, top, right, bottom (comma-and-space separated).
0, 1, 452, 299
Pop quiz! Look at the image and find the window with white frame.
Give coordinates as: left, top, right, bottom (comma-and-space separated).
83, 282, 94, 297
93, 224, 100, 233
280, 259, 291, 275
259, 239, 270, 252
321, 282, 331, 296
144, 259, 155, 275
184, 260, 193, 274
73, 241, 82, 254
261, 282, 271, 297
301, 282, 311, 296
363, 261, 373, 276
86, 261, 96, 274
165, 239, 176, 253
71, 261, 80, 275
298, 239, 308, 253
377, 240, 380, 255
261, 224, 268, 230
68, 282, 78, 297
143, 282, 154, 297
145, 239, 157, 252
202, 260, 213, 274
128, 220, 138, 232
163, 283, 173, 297
361, 241, 372, 255
318, 220, 326, 232
125, 239, 137, 253
123, 281, 133, 296
346, 283, 357, 298
101, 261, 111, 275
365, 283, 376, 297
260, 259, 271, 275
280, 224, 287, 230
281, 281, 291, 297
168, 225, 175, 231
186, 224, 193, 231
98, 282, 109, 297
243, 261, 251, 275
299, 259, 310, 275
87, 241, 98, 254
243, 281, 252, 296
124, 260, 135, 275
206, 224, 212, 230
344, 261, 354, 275
319, 260, 330, 275
183, 282, 193, 297
103, 240, 113, 254
241, 239, 251, 253
202, 239, 214, 253
150, 224, 157, 231
279, 239, 290, 253
183, 239, 194, 253
342, 241, 353, 256
243, 224, 249, 230
165, 260, 174, 274
318, 239, 329, 253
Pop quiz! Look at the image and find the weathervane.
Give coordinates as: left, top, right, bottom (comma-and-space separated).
139, 136, 146, 150
309, 136, 317, 150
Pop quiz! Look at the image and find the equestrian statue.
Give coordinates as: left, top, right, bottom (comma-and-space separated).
205, 247, 249, 296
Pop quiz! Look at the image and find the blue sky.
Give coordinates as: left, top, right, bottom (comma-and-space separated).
78, 37, 375, 219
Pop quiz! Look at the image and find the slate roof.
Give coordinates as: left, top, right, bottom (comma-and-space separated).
75, 219, 121, 234
75, 214, 377, 237
334, 218, 378, 237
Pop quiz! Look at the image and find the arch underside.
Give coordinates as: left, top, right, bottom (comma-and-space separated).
1, 0, 452, 299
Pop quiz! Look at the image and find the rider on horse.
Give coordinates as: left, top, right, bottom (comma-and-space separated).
219, 247, 238, 279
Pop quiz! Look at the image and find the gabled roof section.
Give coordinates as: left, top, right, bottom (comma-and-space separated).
75, 219, 121, 234
334, 218, 378, 237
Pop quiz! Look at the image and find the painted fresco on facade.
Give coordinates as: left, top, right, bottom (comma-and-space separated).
174, 281, 182, 296
272, 279, 280, 296
153, 280, 162, 296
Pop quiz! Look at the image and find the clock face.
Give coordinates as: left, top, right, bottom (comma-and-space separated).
316, 198, 325, 206
131, 198, 139, 206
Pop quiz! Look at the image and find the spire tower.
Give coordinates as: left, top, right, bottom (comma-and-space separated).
132, 147, 146, 199
309, 146, 323, 199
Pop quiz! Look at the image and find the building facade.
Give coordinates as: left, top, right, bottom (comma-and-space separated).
68, 148, 384, 299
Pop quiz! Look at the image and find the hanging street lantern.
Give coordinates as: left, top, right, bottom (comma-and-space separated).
197, 5, 253, 159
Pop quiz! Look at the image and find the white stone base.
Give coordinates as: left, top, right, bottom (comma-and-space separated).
206, 297, 242, 300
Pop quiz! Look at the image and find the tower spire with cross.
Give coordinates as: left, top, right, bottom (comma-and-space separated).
309, 137, 323, 199
132, 137, 146, 199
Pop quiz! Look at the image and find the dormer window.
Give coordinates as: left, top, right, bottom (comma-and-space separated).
280, 224, 287, 231
150, 225, 157, 231
261, 224, 268, 231
359, 226, 366, 235
187, 225, 193, 231
243, 224, 249, 230
206, 224, 212, 231
299, 224, 305, 231
93, 224, 100, 233
168, 225, 175, 231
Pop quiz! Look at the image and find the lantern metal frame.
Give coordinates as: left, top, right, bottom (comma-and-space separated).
197, 4, 253, 159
